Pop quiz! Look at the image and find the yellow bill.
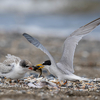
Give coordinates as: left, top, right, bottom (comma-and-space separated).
36, 64, 45, 69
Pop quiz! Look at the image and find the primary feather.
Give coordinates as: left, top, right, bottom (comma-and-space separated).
57, 17, 100, 74
23, 33, 56, 67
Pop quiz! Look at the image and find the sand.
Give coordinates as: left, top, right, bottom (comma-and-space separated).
0, 33, 100, 100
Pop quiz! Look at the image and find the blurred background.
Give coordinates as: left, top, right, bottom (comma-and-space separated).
0, 0, 100, 38
0, 0, 100, 78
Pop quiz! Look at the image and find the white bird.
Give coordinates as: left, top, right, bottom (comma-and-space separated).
23, 18, 100, 82
0, 54, 33, 79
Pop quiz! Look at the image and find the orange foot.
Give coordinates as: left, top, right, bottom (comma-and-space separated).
63, 81, 67, 85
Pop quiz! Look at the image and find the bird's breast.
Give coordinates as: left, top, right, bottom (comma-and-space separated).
49, 66, 61, 77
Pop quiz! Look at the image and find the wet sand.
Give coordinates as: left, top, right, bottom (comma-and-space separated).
0, 33, 100, 100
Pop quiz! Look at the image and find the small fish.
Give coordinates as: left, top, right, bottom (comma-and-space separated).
32, 65, 42, 77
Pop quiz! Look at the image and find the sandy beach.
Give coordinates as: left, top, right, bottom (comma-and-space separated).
0, 33, 100, 100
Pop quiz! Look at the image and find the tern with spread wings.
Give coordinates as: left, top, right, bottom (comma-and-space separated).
23, 18, 100, 82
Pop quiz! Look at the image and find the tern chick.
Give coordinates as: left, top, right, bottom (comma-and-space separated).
0, 54, 33, 79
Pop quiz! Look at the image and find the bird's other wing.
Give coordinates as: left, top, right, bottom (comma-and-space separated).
0, 63, 14, 73
57, 17, 100, 74
23, 33, 56, 67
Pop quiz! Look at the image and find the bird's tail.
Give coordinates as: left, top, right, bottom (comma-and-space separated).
79, 77, 90, 81
73, 76, 89, 81
64, 74, 92, 81
74, 75, 94, 82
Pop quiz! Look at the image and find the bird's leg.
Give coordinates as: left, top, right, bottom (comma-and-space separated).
17, 79, 20, 83
50, 79, 60, 86
56, 80, 67, 87
63, 80, 67, 85
56, 81, 64, 86
38, 69, 42, 77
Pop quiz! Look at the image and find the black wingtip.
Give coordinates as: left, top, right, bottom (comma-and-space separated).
22, 33, 41, 47
23, 33, 27, 36
22, 33, 31, 43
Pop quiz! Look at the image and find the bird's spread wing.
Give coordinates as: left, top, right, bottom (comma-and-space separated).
57, 18, 100, 74
23, 33, 56, 67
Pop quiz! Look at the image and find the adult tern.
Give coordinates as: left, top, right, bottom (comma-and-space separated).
23, 18, 100, 82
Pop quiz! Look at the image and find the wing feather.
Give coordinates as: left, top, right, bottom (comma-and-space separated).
57, 18, 100, 74
0, 63, 13, 73
23, 33, 56, 67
